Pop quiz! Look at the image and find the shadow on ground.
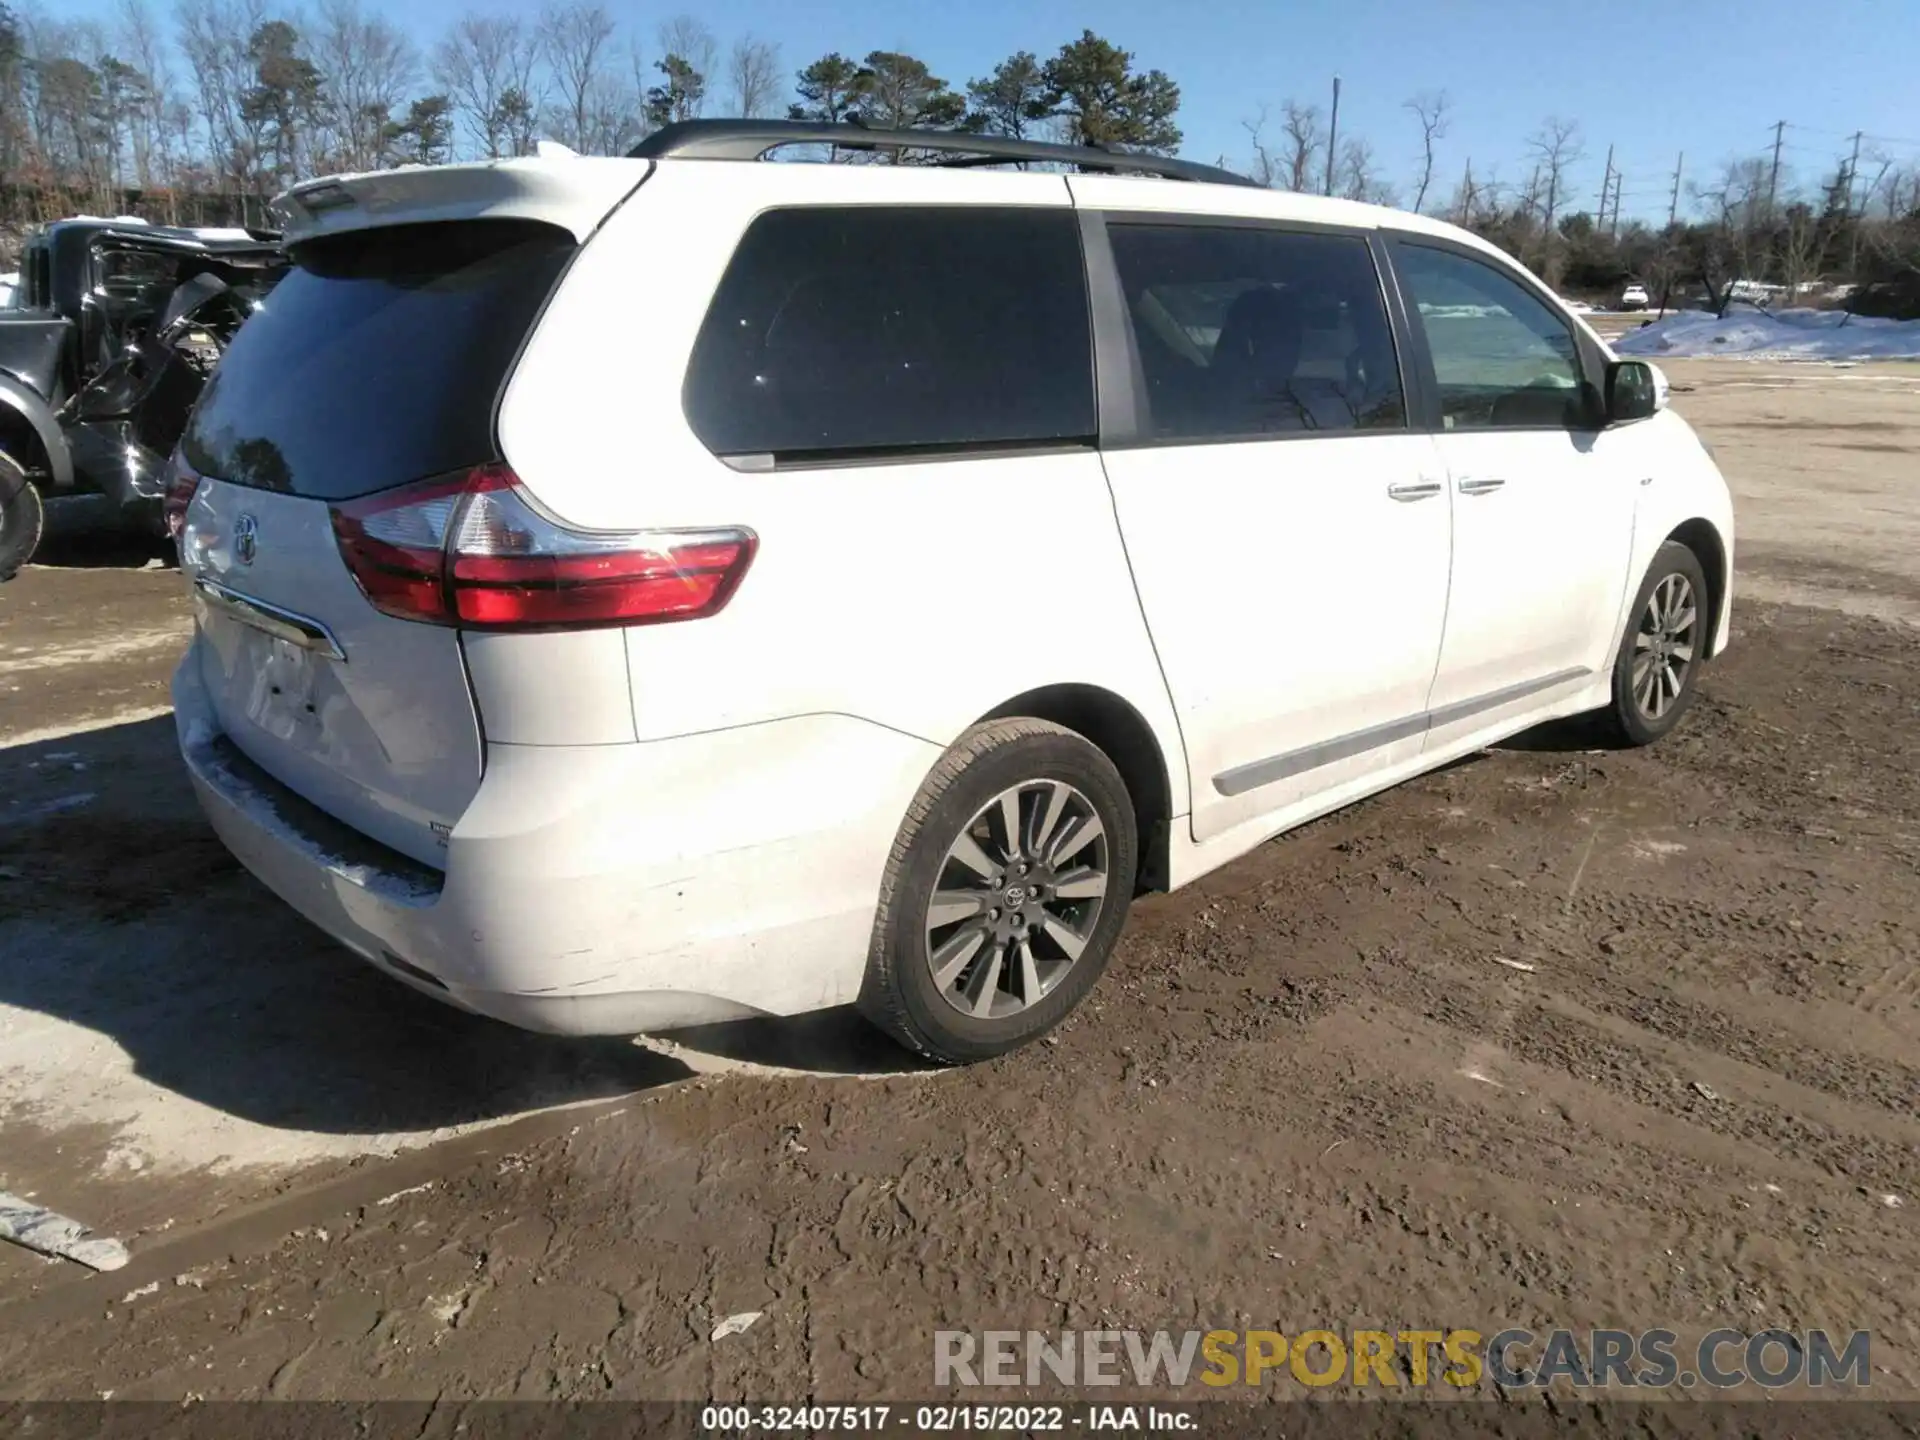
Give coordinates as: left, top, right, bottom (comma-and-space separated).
1497, 709, 1630, 752
34, 495, 175, 571
0, 716, 919, 1152
663, 1007, 935, 1076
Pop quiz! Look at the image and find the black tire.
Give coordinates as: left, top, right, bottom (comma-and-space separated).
858, 718, 1138, 1064
1601, 539, 1711, 746
0, 451, 44, 583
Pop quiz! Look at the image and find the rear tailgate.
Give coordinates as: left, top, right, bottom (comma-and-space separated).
177, 178, 637, 867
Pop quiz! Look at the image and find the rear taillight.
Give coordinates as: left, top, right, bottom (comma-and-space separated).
330, 465, 755, 631
163, 456, 201, 539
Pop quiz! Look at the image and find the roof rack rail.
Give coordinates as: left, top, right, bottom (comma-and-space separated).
628, 119, 1257, 188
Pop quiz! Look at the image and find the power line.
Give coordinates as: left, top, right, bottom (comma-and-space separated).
1782, 121, 1853, 140
1785, 121, 1920, 152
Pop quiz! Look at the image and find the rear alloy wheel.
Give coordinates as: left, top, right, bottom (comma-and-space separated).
1604, 540, 1710, 746
925, 778, 1110, 1020
860, 718, 1137, 1063
0, 451, 45, 583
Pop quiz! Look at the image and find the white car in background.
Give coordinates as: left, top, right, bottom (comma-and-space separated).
170, 120, 1735, 1063
1620, 282, 1651, 311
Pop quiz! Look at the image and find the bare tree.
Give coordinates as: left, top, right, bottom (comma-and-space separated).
1777, 200, 1821, 297
539, 2, 615, 151
566, 40, 639, 154
436, 14, 535, 159
655, 13, 716, 116
116, 0, 178, 195
1528, 117, 1582, 230
726, 35, 781, 119
1869, 162, 1906, 221
1279, 100, 1321, 191
315, 0, 419, 172
1451, 158, 1482, 224
175, 0, 271, 207
1858, 148, 1896, 220
1691, 157, 1770, 308
1241, 106, 1278, 187
1405, 89, 1449, 213
1337, 137, 1394, 205
1527, 116, 1583, 279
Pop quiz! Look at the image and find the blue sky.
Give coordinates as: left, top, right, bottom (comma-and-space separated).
64, 0, 1920, 221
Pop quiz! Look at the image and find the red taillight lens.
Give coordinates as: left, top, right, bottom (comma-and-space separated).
330, 473, 472, 624
331, 465, 755, 631
163, 456, 201, 539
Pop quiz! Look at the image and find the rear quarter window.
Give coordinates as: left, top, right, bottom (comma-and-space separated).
683, 205, 1095, 461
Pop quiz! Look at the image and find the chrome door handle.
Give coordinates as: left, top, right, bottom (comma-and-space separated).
1387, 480, 1444, 502
1457, 477, 1507, 495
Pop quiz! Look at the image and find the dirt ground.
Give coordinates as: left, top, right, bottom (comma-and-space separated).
0, 360, 1916, 1413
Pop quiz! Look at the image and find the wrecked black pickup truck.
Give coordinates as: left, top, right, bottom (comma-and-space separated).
0, 218, 286, 579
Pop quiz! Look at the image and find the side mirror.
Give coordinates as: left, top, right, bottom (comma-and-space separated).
1605, 359, 1668, 424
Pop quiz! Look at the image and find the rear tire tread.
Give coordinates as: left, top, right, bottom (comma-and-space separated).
860, 717, 1134, 1065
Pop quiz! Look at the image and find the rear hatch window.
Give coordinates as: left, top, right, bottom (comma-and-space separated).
182, 220, 574, 499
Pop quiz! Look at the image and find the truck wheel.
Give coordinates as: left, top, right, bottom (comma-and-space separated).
0, 451, 44, 582
858, 718, 1138, 1064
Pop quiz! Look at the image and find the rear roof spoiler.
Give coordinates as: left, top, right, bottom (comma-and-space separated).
277, 157, 652, 246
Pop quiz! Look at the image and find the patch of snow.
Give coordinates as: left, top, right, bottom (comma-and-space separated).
1617, 308, 1920, 362
1418, 302, 1510, 320
376, 1181, 437, 1206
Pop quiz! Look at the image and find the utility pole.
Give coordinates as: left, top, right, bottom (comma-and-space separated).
1609, 170, 1623, 238
1323, 75, 1341, 197
1846, 129, 1864, 276
1766, 119, 1785, 217
1598, 143, 1614, 223
1668, 151, 1684, 228
1458, 157, 1475, 223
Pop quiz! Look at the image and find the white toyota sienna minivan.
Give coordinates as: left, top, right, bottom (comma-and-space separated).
170, 120, 1734, 1063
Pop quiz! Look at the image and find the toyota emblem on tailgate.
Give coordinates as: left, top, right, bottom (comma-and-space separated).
233, 513, 258, 566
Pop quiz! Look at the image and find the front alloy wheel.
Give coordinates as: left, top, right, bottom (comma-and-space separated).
1606, 539, 1710, 745
1632, 570, 1699, 722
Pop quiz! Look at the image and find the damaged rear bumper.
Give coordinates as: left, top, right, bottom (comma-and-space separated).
172, 638, 937, 1036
